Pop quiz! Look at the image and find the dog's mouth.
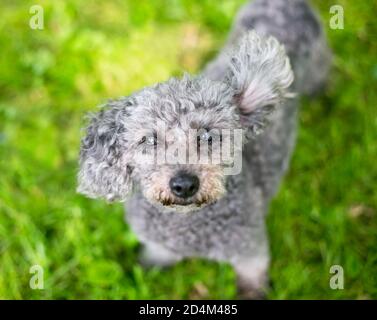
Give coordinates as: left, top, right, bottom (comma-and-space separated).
160, 197, 210, 207
156, 199, 215, 213
142, 170, 226, 213
148, 196, 218, 213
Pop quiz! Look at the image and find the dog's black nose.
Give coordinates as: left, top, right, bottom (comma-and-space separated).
169, 173, 200, 199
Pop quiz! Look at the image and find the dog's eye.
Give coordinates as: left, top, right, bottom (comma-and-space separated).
145, 134, 157, 146
197, 130, 213, 145
139, 134, 157, 146
199, 131, 212, 142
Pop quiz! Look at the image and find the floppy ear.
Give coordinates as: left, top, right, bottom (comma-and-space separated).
225, 31, 294, 133
77, 102, 133, 202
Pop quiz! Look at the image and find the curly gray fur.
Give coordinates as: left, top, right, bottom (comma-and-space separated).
77, 0, 331, 298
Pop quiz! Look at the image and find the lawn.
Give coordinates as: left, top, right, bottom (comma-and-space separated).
0, 0, 376, 299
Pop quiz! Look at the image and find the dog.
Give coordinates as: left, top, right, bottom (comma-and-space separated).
77, 0, 331, 299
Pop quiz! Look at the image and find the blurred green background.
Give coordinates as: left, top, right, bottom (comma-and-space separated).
0, 0, 376, 299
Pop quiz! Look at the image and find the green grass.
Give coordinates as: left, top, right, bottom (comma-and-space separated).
0, 0, 376, 299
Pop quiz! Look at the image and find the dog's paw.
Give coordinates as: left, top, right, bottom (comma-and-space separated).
237, 282, 267, 300
236, 275, 269, 300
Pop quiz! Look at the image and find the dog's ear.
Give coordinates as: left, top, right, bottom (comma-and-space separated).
77, 102, 133, 202
226, 31, 294, 133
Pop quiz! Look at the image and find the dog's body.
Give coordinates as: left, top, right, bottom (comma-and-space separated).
78, 0, 330, 298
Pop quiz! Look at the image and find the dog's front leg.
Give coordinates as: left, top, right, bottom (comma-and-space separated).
233, 254, 270, 299
139, 241, 182, 268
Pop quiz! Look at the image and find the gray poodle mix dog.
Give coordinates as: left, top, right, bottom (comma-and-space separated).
77, 0, 331, 298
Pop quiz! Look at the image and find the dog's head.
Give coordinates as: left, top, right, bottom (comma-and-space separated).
77, 32, 294, 213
